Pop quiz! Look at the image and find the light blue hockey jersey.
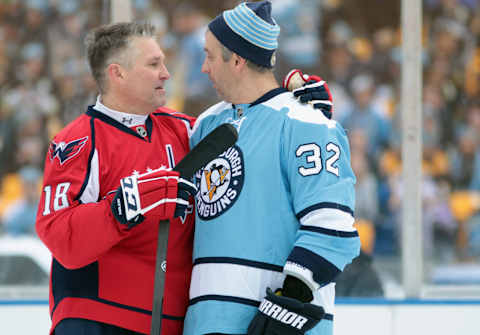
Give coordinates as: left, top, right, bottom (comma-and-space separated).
184, 88, 360, 335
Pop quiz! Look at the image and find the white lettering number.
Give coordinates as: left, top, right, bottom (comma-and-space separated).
42, 183, 71, 215
296, 143, 341, 177
42, 186, 52, 215
53, 182, 70, 211
296, 143, 322, 176
326, 143, 340, 176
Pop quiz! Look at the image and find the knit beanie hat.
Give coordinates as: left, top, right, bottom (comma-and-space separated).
208, 1, 280, 68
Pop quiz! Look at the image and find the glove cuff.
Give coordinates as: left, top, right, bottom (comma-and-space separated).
282, 275, 313, 303
110, 188, 144, 229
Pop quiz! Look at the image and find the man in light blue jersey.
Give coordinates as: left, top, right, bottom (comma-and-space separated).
183, 2, 361, 334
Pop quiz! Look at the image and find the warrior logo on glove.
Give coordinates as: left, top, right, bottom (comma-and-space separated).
247, 288, 324, 335
258, 298, 309, 329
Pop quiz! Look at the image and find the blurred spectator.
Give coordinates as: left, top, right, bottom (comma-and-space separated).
170, 2, 215, 116
336, 220, 384, 297
466, 207, 480, 259
327, 81, 354, 123
450, 190, 480, 259
53, 58, 96, 124
423, 179, 458, 261
0, 41, 57, 175
374, 148, 401, 256
0, 172, 23, 220
341, 148, 386, 296
327, 20, 354, 48
448, 126, 480, 190
272, 0, 322, 75
48, 0, 85, 79
48, 1, 92, 123
335, 250, 384, 297
132, 0, 151, 17
351, 150, 379, 223
426, 0, 473, 24
325, 44, 354, 88
1, 166, 41, 237
463, 100, 480, 140
369, 27, 398, 84
423, 84, 451, 147
340, 73, 392, 169
19, 42, 47, 82
385, 173, 457, 260
20, 0, 50, 46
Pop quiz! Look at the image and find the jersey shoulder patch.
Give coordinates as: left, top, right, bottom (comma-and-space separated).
48, 114, 92, 166
49, 136, 89, 165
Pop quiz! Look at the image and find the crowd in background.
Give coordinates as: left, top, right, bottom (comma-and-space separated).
0, 0, 480, 289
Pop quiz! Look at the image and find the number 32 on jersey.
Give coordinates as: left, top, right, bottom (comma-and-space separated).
296, 142, 340, 177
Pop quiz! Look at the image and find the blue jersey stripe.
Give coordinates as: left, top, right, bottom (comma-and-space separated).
287, 246, 341, 286
297, 202, 354, 220
188, 294, 334, 322
190, 294, 259, 307
300, 226, 359, 238
194, 257, 284, 272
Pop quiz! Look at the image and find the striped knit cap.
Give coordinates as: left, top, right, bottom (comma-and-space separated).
208, 1, 280, 68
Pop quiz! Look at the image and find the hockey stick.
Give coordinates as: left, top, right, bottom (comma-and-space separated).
151, 123, 238, 335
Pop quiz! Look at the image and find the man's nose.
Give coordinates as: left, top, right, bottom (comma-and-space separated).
201, 59, 208, 74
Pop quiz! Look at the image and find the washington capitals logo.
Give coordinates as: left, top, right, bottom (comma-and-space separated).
49, 136, 89, 165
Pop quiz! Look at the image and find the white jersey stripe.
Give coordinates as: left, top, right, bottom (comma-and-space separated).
79, 149, 99, 204
189, 262, 335, 315
190, 262, 285, 302
300, 208, 356, 232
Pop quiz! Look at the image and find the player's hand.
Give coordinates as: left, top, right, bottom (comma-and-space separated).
283, 69, 333, 119
111, 168, 197, 229
247, 287, 324, 335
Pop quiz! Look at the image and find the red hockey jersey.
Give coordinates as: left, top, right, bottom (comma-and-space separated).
36, 104, 195, 335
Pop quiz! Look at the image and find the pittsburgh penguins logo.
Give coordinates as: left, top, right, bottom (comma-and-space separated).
195, 145, 244, 220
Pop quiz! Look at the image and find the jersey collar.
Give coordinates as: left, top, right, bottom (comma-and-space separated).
93, 95, 149, 127
249, 87, 287, 107
87, 97, 153, 141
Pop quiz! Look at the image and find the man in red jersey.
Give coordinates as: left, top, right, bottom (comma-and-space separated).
36, 22, 196, 335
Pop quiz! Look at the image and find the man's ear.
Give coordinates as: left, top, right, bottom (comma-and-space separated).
107, 63, 124, 84
232, 53, 247, 70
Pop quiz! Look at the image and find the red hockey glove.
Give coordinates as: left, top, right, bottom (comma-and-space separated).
111, 168, 197, 229
283, 69, 333, 119
247, 287, 324, 335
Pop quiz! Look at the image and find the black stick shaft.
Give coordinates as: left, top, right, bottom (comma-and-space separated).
150, 123, 238, 334
151, 219, 169, 335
